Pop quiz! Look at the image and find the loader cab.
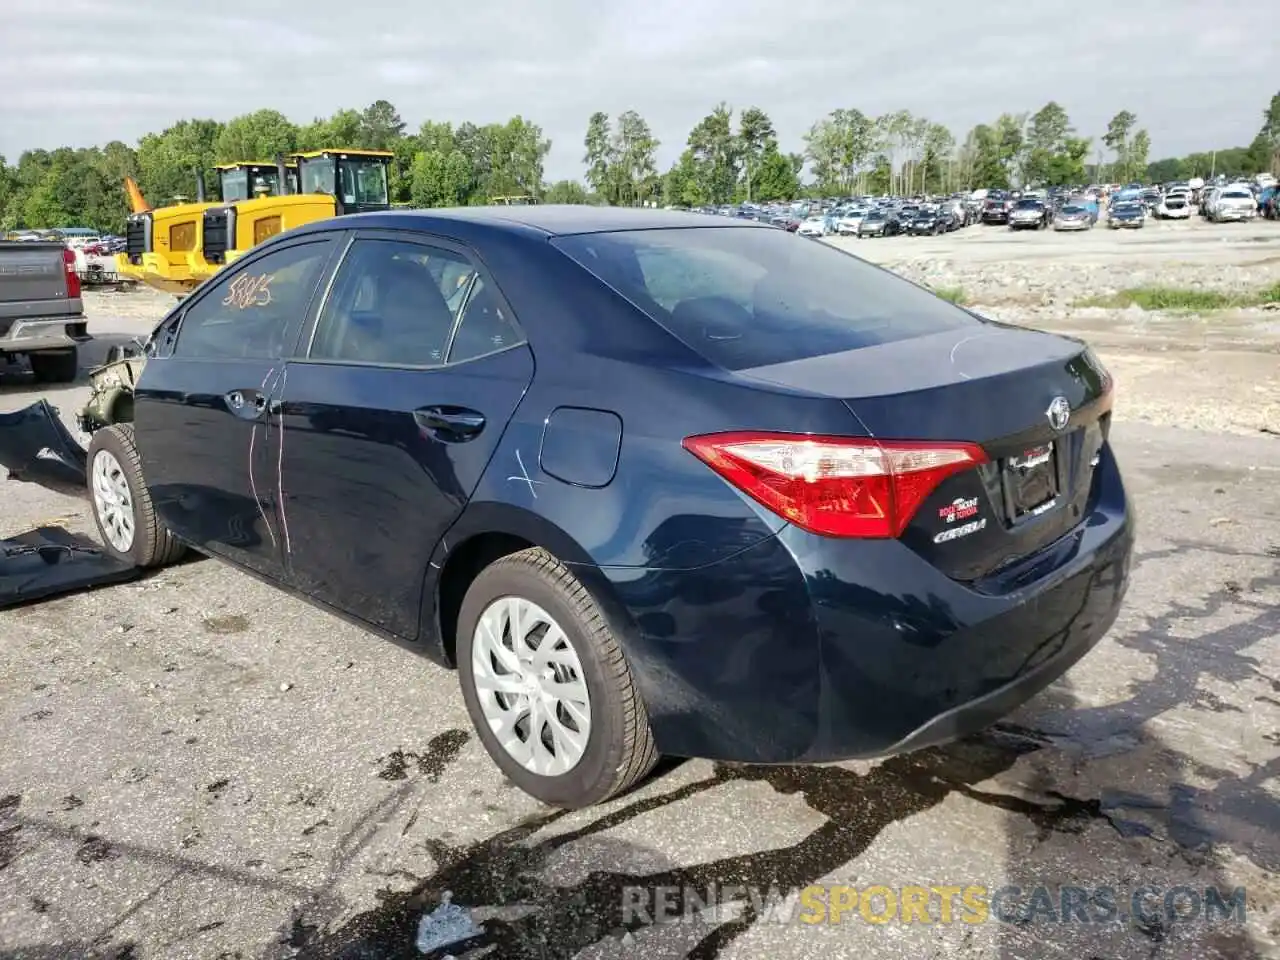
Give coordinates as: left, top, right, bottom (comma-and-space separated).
217, 162, 299, 202
200, 162, 302, 267
294, 149, 393, 215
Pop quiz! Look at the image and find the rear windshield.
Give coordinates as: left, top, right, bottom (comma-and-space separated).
551, 226, 979, 370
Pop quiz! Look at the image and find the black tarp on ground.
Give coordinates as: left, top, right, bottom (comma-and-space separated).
0, 400, 88, 498
0, 526, 138, 608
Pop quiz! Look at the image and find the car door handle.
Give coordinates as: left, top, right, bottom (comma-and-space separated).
413, 406, 486, 442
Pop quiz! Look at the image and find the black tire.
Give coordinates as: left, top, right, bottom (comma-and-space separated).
456, 547, 658, 808
28, 348, 78, 384
87, 424, 186, 568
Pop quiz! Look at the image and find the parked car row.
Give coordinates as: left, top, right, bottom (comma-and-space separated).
676, 174, 1280, 240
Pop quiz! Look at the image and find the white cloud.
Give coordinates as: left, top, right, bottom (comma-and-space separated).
0, 0, 1275, 179
376, 61, 434, 85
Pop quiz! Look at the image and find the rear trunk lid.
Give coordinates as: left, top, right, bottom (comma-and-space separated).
737, 324, 1113, 581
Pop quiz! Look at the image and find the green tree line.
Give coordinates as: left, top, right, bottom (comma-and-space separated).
3, 92, 1277, 234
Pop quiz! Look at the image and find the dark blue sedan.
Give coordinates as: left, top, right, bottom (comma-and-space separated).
83, 207, 1133, 808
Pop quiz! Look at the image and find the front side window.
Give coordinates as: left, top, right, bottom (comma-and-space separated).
553, 226, 978, 371
300, 158, 335, 196
338, 160, 389, 206
221, 169, 249, 202
174, 240, 335, 360
310, 238, 474, 366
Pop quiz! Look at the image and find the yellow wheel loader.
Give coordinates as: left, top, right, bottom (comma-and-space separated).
196, 149, 393, 277
115, 170, 222, 294
116, 149, 392, 294
115, 161, 296, 294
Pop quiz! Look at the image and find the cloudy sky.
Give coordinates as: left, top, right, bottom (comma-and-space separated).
3, 0, 1275, 180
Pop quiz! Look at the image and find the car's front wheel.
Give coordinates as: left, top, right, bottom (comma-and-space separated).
87, 424, 187, 568
457, 547, 658, 808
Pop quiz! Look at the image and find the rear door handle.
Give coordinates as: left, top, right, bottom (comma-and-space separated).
413, 406, 486, 442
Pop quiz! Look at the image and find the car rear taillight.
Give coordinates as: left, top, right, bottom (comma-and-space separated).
682, 432, 988, 538
63, 247, 81, 299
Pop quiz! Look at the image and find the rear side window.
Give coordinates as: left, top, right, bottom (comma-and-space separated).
552, 226, 978, 370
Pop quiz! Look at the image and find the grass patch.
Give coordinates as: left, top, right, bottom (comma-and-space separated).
929, 285, 968, 305
1076, 284, 1280, 311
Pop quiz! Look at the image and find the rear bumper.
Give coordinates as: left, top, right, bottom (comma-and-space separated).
0, 316, 88, 354
608, 446, 1133, 764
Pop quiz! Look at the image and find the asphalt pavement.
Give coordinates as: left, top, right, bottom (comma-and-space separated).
2, 304, 1279, 959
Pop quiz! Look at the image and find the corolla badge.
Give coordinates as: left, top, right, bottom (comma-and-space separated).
1046, 396, 1071, 431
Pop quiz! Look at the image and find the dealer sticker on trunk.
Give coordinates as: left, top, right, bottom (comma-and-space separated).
939, 497, 979, 523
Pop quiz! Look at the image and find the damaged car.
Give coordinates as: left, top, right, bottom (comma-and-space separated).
47, 208, 1132, 809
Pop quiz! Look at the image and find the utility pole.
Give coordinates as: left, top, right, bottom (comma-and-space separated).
1210, 149, 1217, 178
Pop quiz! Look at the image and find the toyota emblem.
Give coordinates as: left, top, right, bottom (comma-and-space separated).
1046, 396, 1071, 431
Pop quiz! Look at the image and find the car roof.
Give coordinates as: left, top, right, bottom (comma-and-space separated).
290, 205, 769, 239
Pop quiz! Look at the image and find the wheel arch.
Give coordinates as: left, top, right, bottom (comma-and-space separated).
421, 501, 636, 669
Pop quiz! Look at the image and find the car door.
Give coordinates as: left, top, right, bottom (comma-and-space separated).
134, 234, 342, 581
275, 230, 534, 638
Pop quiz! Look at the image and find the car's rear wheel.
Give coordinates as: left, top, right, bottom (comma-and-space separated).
29, 348, 78, 384
457, 547, 658, 808
87, 424, 186, 568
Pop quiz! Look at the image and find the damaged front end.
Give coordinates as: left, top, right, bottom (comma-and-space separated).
0, 344, 147, 499
0, 399, 89, 499
0, 343, 152, 606
1, 526, 139, 609
80, 345, 147, 433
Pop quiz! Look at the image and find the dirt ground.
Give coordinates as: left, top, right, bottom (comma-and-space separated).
830, 217, 1280, 437
2, 217, 1280, 960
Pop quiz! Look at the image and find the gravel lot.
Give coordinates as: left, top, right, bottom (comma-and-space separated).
3, 219, 1280, 960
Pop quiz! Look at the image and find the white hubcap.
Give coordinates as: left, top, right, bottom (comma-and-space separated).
472, 596, 591, 776
91, 449, 135, 553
